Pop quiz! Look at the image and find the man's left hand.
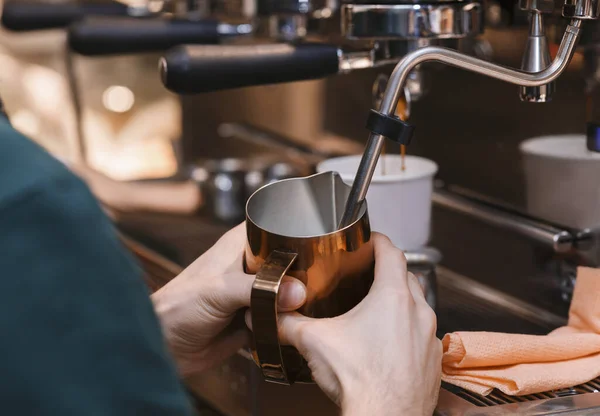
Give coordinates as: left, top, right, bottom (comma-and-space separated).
152, 223, 307, 376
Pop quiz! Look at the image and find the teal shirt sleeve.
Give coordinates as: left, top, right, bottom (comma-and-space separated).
0, 119, 193, 415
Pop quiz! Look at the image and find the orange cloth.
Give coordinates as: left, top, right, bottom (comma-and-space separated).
442, 267, 600, 396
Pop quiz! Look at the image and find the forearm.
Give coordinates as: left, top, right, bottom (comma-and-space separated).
128, 181, 201, 215
69, 163, 202, 215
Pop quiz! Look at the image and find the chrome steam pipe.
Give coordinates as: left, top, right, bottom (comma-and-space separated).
338, 19, 583, 228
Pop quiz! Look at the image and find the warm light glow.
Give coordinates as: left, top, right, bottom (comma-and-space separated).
102, 86, 135, 113
115, 0, 164, 14
22, 66, 68, 116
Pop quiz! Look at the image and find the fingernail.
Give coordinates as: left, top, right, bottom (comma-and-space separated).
278, 280, 306, 310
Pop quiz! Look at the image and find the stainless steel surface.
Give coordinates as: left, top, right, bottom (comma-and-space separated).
246, 171, 367, 237
256, 0, 313, 15
253, 0, 339, 17
405, 65, 429, 101
213, 121, 364, 169
339, 19, 582, 228
520, 12, 554, 102
338, 49, 376, 72
218, 123, 318, 155
338, 132, 383, 228
189, 157, 307, 224
372, 73, 412, 117
217, 23, 254, 36
190, 158, 249, 224
260, 14, 308, 41
563, 0, 600, 19
519, 0, 555, 13
406, 248, 443, 265
341, 3, 483, 40
438, 266, 567, 329
407, 247, 442, 311
443, 378, 600, 409
217, 123, 328, 166
158, 0, 485, 84
414, 266, 437, 310
316, 51, 600, 311
436, 385, 600, 415
245, 171, 373, 384
432, 188, 578, 253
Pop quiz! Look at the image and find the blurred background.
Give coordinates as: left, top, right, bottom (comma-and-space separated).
0, 1, 181, 180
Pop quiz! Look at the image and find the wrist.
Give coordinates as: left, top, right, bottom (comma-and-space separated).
126, 183, 151, 212
151, 283, 186, 344
151, 288, 170, 333
151, 287, 190, 372
129, 182, 202, 214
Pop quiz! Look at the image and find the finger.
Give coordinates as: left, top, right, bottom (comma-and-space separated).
216, 273, 306, 312
407, 272, 428, 303
182, 328, 250, 376
407, 273, 438, 337
198, 223, 246, 274
407, 272, 436, 316
371, 233, 410, 292
277, 312, 313, 349
278, 276, 307, 312
214, 272, 255, 312
245, 310, 314, 351
216, 222, 246, 249
203, 223, 247, 265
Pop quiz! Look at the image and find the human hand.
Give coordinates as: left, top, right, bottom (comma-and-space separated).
262, 234, 442, 415
68, 163, 201, 215
152, 224, 307, 377
68, 163, 133, 212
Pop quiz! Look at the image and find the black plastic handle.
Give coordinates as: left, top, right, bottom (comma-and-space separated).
68, 17, 221, 56
1, 1, 128, 32
160, 43, 341, 94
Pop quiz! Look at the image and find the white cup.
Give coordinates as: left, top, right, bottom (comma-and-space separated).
520, 135, 600, 229
317, 155, 438, 251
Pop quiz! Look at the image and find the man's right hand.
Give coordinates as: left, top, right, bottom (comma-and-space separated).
267, 234, 443, 415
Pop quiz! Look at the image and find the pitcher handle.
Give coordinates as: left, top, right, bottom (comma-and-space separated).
251, 250, 299, 385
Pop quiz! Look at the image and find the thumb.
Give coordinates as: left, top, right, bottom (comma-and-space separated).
278, 312, 313, 349
244, 310, 314, 350
216, 273, 307, 313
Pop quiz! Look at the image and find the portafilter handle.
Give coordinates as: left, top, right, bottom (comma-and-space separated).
1, 1, 128, 32
68, 16, 246, 56
160, 43, 341, 94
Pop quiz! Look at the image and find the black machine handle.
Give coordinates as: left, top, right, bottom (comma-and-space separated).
68, 16, 222, 56
160, 43, 341, 94
1, 1, 128, 31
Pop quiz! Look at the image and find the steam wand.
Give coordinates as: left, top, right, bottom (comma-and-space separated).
338, 19, 583, 229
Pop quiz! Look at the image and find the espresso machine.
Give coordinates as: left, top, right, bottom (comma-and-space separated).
146, 0, 600, 414
6, 0, 600, 414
